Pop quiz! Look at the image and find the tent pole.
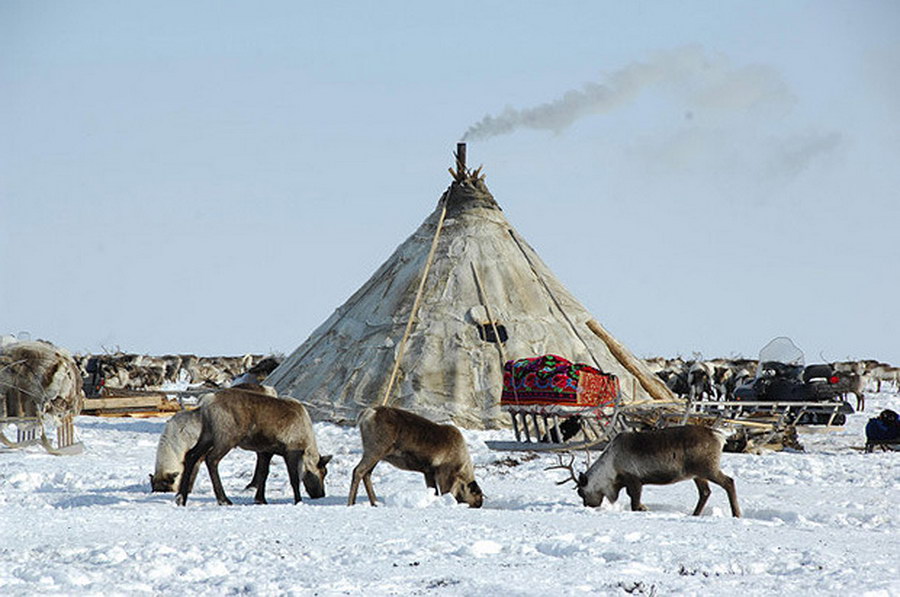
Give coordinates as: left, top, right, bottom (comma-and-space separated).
378, 196, 449, 407
585, 319, 678, 402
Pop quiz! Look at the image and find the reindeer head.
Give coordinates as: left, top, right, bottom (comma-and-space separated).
301, 454, 332, 499
452, 478, 484, 508
547, 453, 616, 508
580, 451, 623, 508
149, 472, 178, 493
438, 464, 484, 508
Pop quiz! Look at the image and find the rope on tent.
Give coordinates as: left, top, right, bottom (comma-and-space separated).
378, 194, 449, 407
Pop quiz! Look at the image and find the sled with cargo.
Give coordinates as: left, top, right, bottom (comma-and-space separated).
485, 354, 626, 452
1, 341, 85, 455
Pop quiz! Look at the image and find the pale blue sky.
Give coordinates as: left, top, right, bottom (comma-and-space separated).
2, 1, 899, 364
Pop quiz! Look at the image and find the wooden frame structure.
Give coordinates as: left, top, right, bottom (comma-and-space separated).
687, 400, 851, 428
486, 402, 626, 452
0, 414, 83, 455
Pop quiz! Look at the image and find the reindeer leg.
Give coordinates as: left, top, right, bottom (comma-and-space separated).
362, 472, 378, 506
624, 479, 647, 511
425, 470, 438, 495
205, 447, 233, 506
176, 433, 214, 506
252, 452, 273, 504
347, 468, 361, 506
246, 452, 269, 490
349, 455, 380, 506
187, 456, 203, 492
709, 471, 741, 518
285, 449, 304, 504
692, 478, 712, 516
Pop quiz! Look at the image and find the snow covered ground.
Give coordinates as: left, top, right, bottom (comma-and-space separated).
0, 391, 897, 596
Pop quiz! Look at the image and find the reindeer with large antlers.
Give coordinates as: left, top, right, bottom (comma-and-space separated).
548, 426, 741, 517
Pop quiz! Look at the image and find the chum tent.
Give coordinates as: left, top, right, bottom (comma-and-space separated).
267, 146, 673, 429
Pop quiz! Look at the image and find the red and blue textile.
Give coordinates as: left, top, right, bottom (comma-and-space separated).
501, 354, 618, 409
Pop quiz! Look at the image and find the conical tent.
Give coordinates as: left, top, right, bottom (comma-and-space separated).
268, 159, 672, 429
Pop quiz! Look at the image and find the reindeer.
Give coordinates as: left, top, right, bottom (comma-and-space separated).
549, 425, 741, 517
150, 408, 203, 492
687, 362, 717, 401
151, 384, 279, 493
348, 406, 484, 508
175, 388, 331, 506
1, 340, 84, 423
869, 364, 900, 393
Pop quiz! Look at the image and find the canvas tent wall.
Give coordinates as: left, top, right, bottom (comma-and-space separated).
268, 162, 672, 429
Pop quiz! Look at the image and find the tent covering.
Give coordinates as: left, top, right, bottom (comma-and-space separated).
267, 167, 668, 429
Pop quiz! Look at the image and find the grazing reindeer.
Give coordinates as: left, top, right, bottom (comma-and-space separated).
175, 388, 331, 506
549, 426, 741, 517
348, 406, 484, 508
151, 384, 278, 493
150, 408, 203, 493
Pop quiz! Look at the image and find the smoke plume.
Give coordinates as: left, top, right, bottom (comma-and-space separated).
461, 46, 792, 141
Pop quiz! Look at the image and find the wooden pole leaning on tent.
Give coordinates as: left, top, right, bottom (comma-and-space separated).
585, 319, 678, 402
378, 198, 448, 407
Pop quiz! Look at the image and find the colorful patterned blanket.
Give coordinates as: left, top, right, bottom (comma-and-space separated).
501, 354, 619, 410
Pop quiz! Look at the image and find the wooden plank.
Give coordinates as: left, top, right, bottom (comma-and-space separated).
83, 395, 164, 411
94, 410, 182, 418
485, 438, 608, 453
690, 400, 844, 410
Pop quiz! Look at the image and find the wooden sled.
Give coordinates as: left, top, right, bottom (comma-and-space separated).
486, 354, 623, 453
0, 414, 83, 456
486, 407, 626, 452
688, 400, 852, 428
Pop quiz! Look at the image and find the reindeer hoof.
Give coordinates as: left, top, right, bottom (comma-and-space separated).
636, 504, 648, 512
175, 494, 186, 506
254, 498, 267, 505
217, 498, 233, 506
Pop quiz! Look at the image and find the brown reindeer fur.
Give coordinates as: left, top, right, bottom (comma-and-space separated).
1, 341, 84, 422
577, 425, 741, 517
175, 388, 330, 506
348, 406, 483, 508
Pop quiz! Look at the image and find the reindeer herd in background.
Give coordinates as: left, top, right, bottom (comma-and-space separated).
71, 350, 900, 408
644, 356, 900, 407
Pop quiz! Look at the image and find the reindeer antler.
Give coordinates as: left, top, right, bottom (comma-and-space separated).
544, 453, 580, 486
